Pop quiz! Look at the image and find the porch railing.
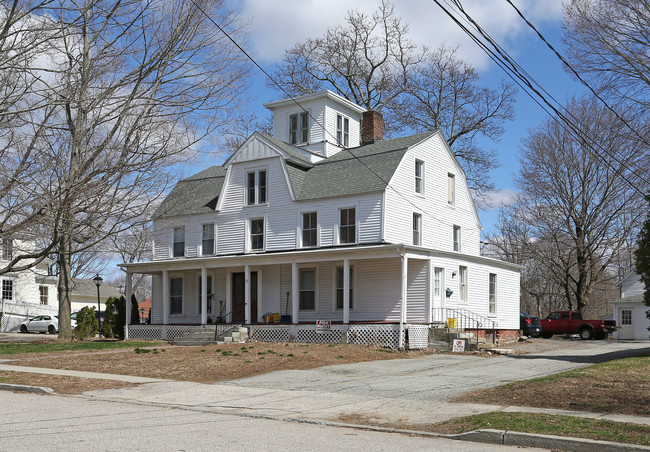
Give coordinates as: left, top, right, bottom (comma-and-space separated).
431, 308, 498, 343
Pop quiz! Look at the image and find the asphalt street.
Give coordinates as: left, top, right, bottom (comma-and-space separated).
0, 391, 546, 452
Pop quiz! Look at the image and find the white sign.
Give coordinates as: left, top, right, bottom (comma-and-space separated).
452, 339, 465, 353
316, 320, 331, 333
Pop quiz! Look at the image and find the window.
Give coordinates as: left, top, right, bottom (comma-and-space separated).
1, 238, 12, 260
336, 114, 349, 147
339, 208, 356, 244
336, 266, 354, 309
246, 170, 267, 205
250, 218, 264, 251
290, 112, 309, 144
621, 309, 632, 325
488, 273, 496, 315
170, 277, 183, 315
198, 276, 213, 314
448, 173, 455, 205
415, 160, 424, 194
39, 286, 48, 305
459, 266, 468, 302
434, 268, 444, 303
173, 227, 185, 257
202, 224, 215, 255
413, 213, 422, 246
1, 279, 13, 301
302, 212, 317, 247
453, 225, 461, 252
299, 269, 315, 310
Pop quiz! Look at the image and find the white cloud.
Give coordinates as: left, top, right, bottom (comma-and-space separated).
484, 188, 519, 208
238, 0, 564, 70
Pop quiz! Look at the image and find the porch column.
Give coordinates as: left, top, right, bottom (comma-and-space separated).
125, 271, 133, 339
343, 258, 350, 324
201, 267, 208, 325
162, 270, 169, 325
292, 261, 299, 324
245, 264, 251, 325
426, 260, 433, 324
399, 254, 408, 349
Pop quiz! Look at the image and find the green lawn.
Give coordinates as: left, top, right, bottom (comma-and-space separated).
0, 340, 166, 355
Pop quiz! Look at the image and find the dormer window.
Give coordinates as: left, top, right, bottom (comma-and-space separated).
247, 170, 267, 205
336, 114, 349, 147
290, 112, 309, 144
173, 227, 185, 257
415, 160, 424, 194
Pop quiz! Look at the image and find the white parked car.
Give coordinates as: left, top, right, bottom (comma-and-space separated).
71, 312, 79, 329
19, 315, 59, 334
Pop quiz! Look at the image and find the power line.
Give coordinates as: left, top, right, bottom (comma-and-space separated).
433, 0, 649, 197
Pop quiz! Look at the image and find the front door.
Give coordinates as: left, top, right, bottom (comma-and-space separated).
232, 272, 258, 323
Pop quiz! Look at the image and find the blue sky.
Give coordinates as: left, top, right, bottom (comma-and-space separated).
205, 0, 587, 237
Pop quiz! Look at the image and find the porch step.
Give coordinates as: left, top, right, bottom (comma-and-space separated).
170, 326, 248, 346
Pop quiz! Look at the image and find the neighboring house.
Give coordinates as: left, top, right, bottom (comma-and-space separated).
0, 236, 121, 332
122, 90, 521, 348
611, 272, 649, 340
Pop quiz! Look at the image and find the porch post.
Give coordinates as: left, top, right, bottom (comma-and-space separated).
125, 271, 133, 339
399, 254, 408, 349
426, 259, 433, 324
245, 264, 251, 325
343, 258, 350, 324
201, 267, 208, 325
162, 270, 169, 325
291, 261, 299, 324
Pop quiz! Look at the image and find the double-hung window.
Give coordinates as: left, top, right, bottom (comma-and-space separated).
413, 213, 422, 246
1, 238, 12, 260
173, 227, 185, 257
488, 273, 496, 315
302, 212, 317, 247
2, 279, 13, 301
290, 112, 309, 144
336, 114, 349, 147
39, 286, 48, 305
339, 208, 356, 244
170, 277, 183, 315
336, 267, 354, 309
415, 160, 424, 194
459, 266, 468, 302
453, 225, 461, 252
250, 218, 264, 251
247, 170, 267, 205
448, 173, 455, 205
202, 224, 215, 255
299, 269, 315, 310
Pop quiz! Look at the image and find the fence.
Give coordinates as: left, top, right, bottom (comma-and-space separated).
1, 301, 58, 333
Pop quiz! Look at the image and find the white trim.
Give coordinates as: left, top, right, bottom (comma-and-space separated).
337, 204, 358, 245
297, 264, 319, 312
247, 216, 266, 253
298, 210, 320, 248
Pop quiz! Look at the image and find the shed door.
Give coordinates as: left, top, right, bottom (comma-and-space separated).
619, 309, 634, 340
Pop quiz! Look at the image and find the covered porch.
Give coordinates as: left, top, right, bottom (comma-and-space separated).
121, 244, 436, 349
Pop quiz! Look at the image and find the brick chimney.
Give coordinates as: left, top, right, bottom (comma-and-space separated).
361, 110, 383, 145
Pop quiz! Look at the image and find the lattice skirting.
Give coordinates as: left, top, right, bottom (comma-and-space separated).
406, 324, 429, 349
249, 326, 290, 342
128, 325, 205, 341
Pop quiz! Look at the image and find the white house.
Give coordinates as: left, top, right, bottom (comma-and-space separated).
611, 272, 649, 340
1, 236, 121, 332
121, 91, 521, 348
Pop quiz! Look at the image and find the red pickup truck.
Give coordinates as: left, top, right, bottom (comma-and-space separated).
540, 311, 616, 340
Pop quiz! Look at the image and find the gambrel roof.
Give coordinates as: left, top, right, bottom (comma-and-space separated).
153, 166, 227, 219
154, 130, 443, 218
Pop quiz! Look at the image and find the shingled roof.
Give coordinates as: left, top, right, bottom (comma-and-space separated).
153, 166, 227, 219
154, 131, 436, 218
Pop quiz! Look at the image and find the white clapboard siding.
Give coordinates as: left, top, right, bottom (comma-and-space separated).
406, 259, 428, 322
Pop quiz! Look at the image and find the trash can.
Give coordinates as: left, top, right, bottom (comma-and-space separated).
446, 318, 457, 329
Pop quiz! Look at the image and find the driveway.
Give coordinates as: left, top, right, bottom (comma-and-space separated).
84, 340, 650, 427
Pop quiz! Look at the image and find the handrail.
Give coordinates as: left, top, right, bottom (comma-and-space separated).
432, 307, 498, 343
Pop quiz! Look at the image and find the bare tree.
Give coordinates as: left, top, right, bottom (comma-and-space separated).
512, 96, 646, 313
271, 1, 515, 196
0, 0, 251, 340
393, 45, 516, 198
564, 0, 650, 112
221, 112, 273, 155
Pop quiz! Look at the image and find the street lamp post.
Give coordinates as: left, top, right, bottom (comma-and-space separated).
93, 274, 103, 335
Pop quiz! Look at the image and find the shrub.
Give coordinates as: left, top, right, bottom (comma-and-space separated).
73, 306, 98, 340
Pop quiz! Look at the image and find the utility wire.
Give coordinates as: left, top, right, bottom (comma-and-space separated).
434, 0, 648, 197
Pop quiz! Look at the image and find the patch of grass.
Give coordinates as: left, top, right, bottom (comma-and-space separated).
376, 348, 395, 354
328, 344, 337, 347
0, 341, 167, 355
200, 349, 206, 353
134, 348, 152, 354
431, 412, 650, 446
302, 351, 309, 354
259, 356, 265, 360
335, 356, 343, 359
287, 353, 294, 357
452, 356, 650, 416
244, 360, 252, 364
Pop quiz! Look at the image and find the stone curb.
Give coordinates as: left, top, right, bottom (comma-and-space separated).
0, 383, 54, 395
449, 429, 650, 452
